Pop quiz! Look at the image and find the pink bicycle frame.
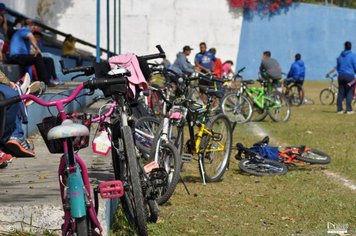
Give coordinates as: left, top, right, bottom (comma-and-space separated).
21, 83, 103, 235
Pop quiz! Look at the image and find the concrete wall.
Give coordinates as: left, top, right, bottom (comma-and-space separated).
236, 3, 356, 80
3, 0, 243, 64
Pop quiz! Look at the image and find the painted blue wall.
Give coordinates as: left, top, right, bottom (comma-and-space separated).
236, 3, 356, 80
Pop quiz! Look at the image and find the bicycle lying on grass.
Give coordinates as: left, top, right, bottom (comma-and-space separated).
235, 136, 331, 176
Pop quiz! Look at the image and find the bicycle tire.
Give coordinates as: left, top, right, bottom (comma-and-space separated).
135, 116, 161, 156
221, 92, 253, 123
75, 216, 89, 236
295, 149, 331, 164
120, 126, 148, 236
147, 199, 159, 223
149, 141, 181, 205
251, 102, 268, 122
287, 84, 304, 106
267, 91, 291, 122
199, 113, 232, 182
239, 159, 288, 176
319, 88, 335, 105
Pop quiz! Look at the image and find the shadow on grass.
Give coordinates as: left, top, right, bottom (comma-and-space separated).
181, 175, 202, 183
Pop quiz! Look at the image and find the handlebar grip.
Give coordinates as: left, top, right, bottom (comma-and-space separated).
156, 45, 164, 54
139, 45, 166, 61
60, 60, 95, 75
83, 77, 128, 90
0, 96, 21, 107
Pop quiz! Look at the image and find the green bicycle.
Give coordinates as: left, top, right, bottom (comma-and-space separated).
222, 71, 291, 122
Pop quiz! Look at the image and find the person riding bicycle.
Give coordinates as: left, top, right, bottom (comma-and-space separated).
284, 53, 305, 86
259, 51, 282, 91
171, 45, 196, 76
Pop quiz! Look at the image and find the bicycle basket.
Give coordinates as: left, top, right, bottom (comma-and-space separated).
37, 114, 92, 154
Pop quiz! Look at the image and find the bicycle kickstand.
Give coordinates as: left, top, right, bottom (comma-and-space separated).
180, 175, 190, 195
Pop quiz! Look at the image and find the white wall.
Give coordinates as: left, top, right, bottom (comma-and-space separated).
4, 0, 243, 63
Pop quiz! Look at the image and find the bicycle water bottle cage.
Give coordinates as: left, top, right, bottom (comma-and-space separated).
99, 180, 124, 199
211, 131, 222, 142
47, 119, 89, 140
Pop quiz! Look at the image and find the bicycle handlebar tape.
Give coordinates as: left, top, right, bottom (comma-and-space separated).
0, 96, 21, 107
84, 77, 128, 97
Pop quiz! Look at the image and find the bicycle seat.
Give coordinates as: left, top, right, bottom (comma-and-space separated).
47, 119, 89, 140
204, 89, 224, 98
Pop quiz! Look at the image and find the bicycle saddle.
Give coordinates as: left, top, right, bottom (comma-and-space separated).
47, 119, 89, 140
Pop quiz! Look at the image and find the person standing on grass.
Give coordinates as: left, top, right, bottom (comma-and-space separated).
327, 41, 356, 114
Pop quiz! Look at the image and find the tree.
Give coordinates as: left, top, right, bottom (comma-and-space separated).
229, 0, 300, 13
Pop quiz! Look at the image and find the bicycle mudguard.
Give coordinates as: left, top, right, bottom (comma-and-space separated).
68, 169, 87, 218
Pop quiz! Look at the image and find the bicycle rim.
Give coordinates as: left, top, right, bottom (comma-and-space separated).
268, 91, 291, 122
135, 116, 161, 156
239, 159, 287, 176
120, 126, 148, 236
221, 93, 253, 123
319, 88, 335, 105
200, 114, 232, 182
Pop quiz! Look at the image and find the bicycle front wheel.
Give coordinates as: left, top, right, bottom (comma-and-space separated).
267, 91, 291, 122
75, 216, 89, 236
239, 159, 288, 176
120, 126, 147, 236
221, 92, 253, 123
199, 114, 232, 182
287, 84, 304, 106
296, 149, 331, 164
319, 88, 335, 105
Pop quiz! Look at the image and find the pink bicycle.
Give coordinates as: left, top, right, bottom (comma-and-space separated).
0, 76, 127, 236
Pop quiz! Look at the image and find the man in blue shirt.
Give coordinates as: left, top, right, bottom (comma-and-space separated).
194, 42, 216, 73
327, 41, 356, 114
9, 19, 53, 86
285, 53, 305, 86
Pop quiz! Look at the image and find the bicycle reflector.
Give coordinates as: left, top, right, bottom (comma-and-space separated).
98, 180, 124, 199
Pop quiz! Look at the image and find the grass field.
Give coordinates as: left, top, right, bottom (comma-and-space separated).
143, 81, 356, 236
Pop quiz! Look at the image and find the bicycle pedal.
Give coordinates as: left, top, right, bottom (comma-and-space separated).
98, 180, 124, 199
182, 153, 193, 162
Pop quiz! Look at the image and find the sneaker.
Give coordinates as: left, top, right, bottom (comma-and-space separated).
19, 73, 31, 94
337, 110, 345, 114
347, 111, 354, 115
0, 150, 13, 168
5, 137, 35, 157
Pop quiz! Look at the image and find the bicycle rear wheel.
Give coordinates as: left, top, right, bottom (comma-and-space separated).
296, 149, 331, 164
135, 116, 161, 156
287, 84, 304, 106
120, 126, 147, 236
251, 103, 268, 122
319, 88, 335, 105
199, 114, 232, 182
239, 159, 288, 176
268, 91, 291, 122
150, 142, 181, 205
221, 92, 253, 123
